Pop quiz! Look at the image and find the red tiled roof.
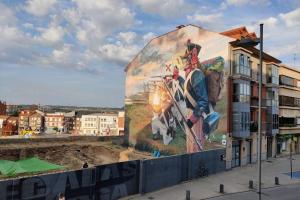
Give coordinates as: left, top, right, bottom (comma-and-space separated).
220, 26, 257, 40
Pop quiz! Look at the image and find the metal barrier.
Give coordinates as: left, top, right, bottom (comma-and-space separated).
0, 149, 225, 200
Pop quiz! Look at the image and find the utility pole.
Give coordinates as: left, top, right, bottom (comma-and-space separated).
258, 23, 263, 199
290, 138, 293, 179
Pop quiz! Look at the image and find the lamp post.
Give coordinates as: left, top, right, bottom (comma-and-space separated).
258, 23, 263, 198
236, 24, 264, 198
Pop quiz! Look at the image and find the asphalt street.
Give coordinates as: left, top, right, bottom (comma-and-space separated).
206, 184, 300, 200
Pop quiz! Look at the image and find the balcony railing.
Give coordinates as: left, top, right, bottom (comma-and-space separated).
250, 99, 267, 107
250, 122, 258, 132
250, 121, 267, 132
279, 123, 296, 127
251, 69, 258, 81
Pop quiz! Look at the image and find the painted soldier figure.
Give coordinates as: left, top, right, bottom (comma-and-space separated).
182, 40, 209, 153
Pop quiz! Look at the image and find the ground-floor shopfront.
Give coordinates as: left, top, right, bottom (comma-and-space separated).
229, 134, 277, 169
277, 134, 300, 155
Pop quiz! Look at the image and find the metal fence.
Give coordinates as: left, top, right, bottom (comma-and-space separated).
0, 149, 225, 200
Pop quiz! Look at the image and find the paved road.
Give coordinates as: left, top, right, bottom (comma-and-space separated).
125, 154, 300, 200
207, 184, 300, 200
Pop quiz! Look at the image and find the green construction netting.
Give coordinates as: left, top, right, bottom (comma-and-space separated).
0, 157, 64, 176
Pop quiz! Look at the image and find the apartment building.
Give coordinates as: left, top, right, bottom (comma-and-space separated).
64, 111, 76, 134
29, 111, 45, 134
2, 117, 18, 136
80, 112, 119, 136
0, 101, 6, 115
6, 104, 18, 115
277, 64, 300, 154
124, 24, 285, 170
0, 115, 9, 135
45, 112, 65, 133
18, 110, 36, 132
73, 112, 83, 135
222, 27, 280, 167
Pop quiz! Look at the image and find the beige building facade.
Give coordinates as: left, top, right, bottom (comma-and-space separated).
80, 112, 122, 136
277, 64, 300, 154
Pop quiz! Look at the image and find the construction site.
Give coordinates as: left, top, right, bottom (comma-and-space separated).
0, 136, 151, 179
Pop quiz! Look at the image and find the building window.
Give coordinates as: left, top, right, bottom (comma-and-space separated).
233, 83, 250, 103
267, 65, 279, 85
297, 118, 300, 126
295, 98, 300, 107
279, 117, 295, 127
233, 53, 251, 76
233, 112, 250, 132
267, 90, 279, 107
273, 114, 279, 129
279, 95, 300, 107
279, 75, 294, 87
297, 80, 300, 88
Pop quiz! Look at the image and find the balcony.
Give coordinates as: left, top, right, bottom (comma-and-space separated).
250, 99, 267, 107
251, 69, 258, 81
250, 121, 258, 132
279, 126, 300, 135
250, 121, 267, 132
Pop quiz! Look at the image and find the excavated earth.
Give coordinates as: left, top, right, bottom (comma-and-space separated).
0, 136, 151, 179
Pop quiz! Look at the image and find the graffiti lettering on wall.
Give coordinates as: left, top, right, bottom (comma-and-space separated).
0, 161, 139, 200
125, 25, 232, 155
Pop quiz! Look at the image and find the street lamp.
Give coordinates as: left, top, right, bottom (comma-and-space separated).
236, 24, 264, 198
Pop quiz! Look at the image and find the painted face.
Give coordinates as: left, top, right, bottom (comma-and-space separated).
173, 66, 179, 76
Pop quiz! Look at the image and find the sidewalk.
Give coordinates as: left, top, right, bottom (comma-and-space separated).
124, 154, 300, 200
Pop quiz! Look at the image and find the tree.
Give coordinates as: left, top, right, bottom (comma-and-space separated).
53, 127, 59, 132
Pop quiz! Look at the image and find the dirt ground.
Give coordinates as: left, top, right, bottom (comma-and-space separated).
0, 137, 151, 179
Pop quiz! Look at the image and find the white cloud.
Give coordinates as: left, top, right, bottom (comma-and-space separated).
187, 13, 223, 24
131, 0, 195, 17
262, 17, 278, 27
279, 7, 300, 27
76, 30, 87, 43
23, 23, 34, 29
38, 25, 65, 44
143, 32, 156, 42
52, 44, 71, 62
247, 17, 278, 34
238, 11, 300, 66
98, 43, 140, 65
268, 41, 300, 58
24, 0, 57, 16
68, 0, 136, 49
117, 31, 137, 44
63, 8, 80, 26
224, 0, 269, 6
0, 3, 17, 26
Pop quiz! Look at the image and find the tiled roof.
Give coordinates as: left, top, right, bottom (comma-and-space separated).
220, 26, 257, 39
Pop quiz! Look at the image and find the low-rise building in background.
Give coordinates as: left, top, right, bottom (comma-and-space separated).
0, 101, 6, 115
18, 110, 36, 132
0, 115, 9, 135
45, 112, 65, 134
2, 117, 18, 136
80, 112, 122, 136
29, 111, 45, 134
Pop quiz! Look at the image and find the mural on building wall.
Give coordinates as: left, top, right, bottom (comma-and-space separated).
125, 25, 232, 155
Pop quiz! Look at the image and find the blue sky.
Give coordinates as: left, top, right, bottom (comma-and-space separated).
0, 0, 299, 107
